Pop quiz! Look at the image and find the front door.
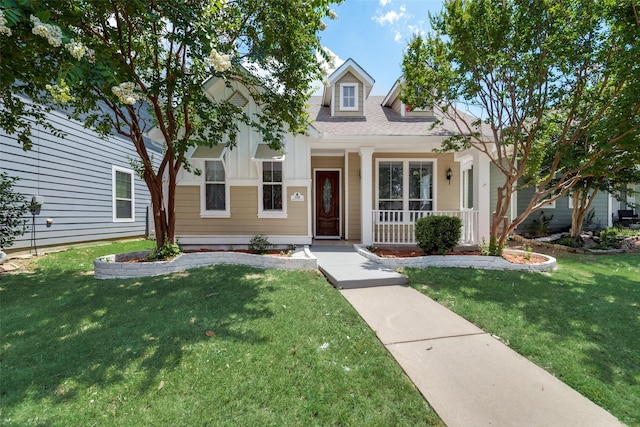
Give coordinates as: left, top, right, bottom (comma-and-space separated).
315, 170, 340, 237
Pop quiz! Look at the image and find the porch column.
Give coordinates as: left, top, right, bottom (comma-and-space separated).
474, 151, 491, 242
360, 147, 374, 245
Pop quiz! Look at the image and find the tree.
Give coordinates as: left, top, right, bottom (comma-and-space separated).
1, 0, 341, 250
0, 173, 29, 252
401, 0, 640, 249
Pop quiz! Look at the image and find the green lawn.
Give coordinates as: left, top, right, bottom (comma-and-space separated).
1, 241, 442, 426
404, 253, 640, 426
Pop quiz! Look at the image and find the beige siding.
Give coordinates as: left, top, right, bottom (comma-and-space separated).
371, 152, 461, 211
175, 186, 307, 236
333, 71, 364, 117
347, 152, 362, 240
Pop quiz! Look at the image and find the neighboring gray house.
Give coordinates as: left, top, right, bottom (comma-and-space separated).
0, 107, 162, 253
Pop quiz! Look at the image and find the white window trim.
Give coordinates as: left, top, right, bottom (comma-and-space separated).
339, 83, 358, 111
112, 166, 135, 223
257, 160, 287, 219
375, 158, 438, 212
200, 157, 231, 218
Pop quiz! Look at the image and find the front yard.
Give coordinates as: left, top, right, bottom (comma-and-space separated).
2, 241, 638, 425
405, 252, 640, 426
1, 241, 440, 426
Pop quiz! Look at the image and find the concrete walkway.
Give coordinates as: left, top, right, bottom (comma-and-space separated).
311, 245, 623, 427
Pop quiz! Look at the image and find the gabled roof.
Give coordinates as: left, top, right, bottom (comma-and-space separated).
322, 58, 376, 107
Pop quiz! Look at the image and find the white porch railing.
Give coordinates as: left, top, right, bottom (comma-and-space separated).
372, 210, 479, 245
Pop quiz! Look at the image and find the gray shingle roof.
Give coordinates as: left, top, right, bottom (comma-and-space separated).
307, 96, 466, 137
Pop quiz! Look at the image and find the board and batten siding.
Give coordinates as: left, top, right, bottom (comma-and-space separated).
0, 109, 160, 252
347, 152, 361, 241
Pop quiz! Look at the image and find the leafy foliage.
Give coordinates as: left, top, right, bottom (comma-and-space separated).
1, 0, 343, 249
248, 234, 271, 254
0, 173, 29, 249
401, 0, 640, 247
415, 215, 462, 255
480, 236, 505, 257
147, 237, 181, 261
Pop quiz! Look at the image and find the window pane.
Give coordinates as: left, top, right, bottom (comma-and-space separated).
409, 162, 432, 200
116, 171, 132, 199
409, 200, 433, 211
206, 184, 225, 210
379, 161, 403, 200
263, 184, 282, 210
205, 161, 225, 182
343, 86, 355, 107
379, 200, 402, 210
116, 200, 132, 219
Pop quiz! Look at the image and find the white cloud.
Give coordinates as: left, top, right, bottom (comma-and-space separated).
373, 9, 404, 25
379, 0, 392, 5
394, 31, 402, 42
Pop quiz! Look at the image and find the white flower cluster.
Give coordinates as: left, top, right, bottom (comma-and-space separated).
207, 49, 232, 72
45, 80, 74, 104
30, 15, 62, 47
111, 82, 139, 105
66, 39, 87, 60
0, 10, 11, 36
327, 9, 339, 20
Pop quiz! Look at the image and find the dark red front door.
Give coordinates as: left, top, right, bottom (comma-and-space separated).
316, 171, 340, 237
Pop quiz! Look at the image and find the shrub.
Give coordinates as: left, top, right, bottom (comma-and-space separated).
526, 210, 554, 237
480, 236, 504, 256
0, 173, 29, 250
148, 237, 181, 260
248, 234, 271, 254
415, 215, 462, 255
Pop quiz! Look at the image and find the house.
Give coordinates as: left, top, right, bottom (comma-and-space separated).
516, 184, 639, 234
0, 105, 162, 253
174, 58, 497, 247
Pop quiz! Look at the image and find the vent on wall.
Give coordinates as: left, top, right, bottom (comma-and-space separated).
226, 91, 248, 108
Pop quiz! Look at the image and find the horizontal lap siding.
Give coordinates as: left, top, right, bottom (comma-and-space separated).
175, 186, 308, 236
1, 110, 158, 251
517, 187, 610, 232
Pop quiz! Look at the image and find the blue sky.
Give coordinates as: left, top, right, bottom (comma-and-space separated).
315, 0, 444, 96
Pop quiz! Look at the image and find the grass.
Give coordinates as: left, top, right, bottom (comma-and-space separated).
404, 252, 640, 426
1, 241, 442, 426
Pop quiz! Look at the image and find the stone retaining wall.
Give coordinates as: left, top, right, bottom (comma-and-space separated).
94, 247, 317, 280
356, 245, 557, 272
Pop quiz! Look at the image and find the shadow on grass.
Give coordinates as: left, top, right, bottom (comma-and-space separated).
405, 254, 640, 422
1, 263, 275, 409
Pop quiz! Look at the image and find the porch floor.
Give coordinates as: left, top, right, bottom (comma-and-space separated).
310, 244, 406, 289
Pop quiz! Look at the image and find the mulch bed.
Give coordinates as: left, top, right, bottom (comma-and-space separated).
370, 247, 548, 265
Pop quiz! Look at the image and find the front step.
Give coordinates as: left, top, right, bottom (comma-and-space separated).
311, 246, 407, 289
319, 264, 407, 289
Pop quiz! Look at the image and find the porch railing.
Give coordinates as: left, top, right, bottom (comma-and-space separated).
372, 210, 479, 245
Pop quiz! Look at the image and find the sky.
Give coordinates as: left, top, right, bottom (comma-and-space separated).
314, 0, 444, 96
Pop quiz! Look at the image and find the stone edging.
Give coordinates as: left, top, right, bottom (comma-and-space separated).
355, 245, 557, 272
94, 247, 317, 280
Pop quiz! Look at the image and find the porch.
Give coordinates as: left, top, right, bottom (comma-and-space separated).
372, 210, 479, 245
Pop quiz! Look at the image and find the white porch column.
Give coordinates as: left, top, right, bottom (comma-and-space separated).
473, 151, 491, 242
360, 147, 374, 245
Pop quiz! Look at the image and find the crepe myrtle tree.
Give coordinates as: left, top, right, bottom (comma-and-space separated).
0, 0, 342, 249
401, 0, 640, 248
0, 173, 29, 257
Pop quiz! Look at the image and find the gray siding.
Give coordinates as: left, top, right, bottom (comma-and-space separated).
516, 187, 609, 233
1, 109, 161, 252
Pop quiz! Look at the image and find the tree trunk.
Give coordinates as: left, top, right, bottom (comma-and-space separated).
570, 188, 598, 239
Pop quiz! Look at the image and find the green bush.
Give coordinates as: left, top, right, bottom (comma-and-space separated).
415, 215, 462, 255
248, 234, 271, 254
147, 237, 181, 260
0, 173, 29, 250
480, 236, 504, 256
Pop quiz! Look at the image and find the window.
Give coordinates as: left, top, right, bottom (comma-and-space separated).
113, 166, 135, 222
340, 83, 358, 111
205, 160, 226, 211
262, 161, 283, 211
377, 160, 435, 218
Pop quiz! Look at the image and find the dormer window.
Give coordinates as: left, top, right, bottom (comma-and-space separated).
340, 83, 358, 111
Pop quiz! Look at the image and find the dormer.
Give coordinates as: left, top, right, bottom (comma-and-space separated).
382, 78, 435, 118
322, 58, 375, 117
